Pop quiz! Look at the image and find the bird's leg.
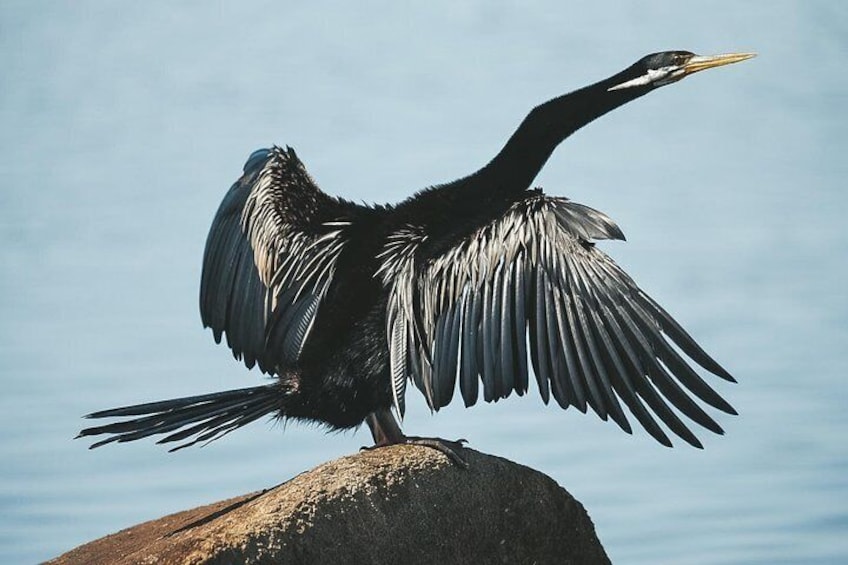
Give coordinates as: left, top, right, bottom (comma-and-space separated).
363, 409, 469, 468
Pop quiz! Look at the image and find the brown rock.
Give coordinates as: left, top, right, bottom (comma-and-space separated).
48, 446, 610, 564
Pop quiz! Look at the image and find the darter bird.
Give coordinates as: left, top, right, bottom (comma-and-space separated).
79, 50, 754, 465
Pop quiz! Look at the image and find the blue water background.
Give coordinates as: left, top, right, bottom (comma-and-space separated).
2, 2, 846, 563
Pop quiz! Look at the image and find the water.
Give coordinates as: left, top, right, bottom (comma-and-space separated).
2, 2, 846, 563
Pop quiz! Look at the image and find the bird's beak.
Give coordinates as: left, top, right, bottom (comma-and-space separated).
682, 52, 756, 77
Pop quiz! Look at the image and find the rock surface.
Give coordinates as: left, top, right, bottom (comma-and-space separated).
49, 446, 610, 564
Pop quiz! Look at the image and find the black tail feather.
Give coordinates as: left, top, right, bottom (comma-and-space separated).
78, 385, 281, 451
158, 395, 280, 450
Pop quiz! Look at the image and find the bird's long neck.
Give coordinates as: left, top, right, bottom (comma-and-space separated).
471, 66, 649, 195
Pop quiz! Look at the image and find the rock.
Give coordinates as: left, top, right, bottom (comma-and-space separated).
48, 446, 610, 564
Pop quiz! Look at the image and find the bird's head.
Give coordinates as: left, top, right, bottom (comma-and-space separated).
609, 51, 756, 92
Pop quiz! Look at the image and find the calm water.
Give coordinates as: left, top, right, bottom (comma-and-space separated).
2, 3, 846, 563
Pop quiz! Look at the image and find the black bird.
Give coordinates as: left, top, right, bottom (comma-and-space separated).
79, 51, 754, 462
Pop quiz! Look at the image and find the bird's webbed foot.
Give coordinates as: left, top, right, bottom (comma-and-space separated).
362, 410, 469, 468
402, 436, 469, 468
361, 436, 469, 468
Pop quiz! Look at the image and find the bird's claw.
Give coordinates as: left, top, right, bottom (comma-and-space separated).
360, 436, 469, 468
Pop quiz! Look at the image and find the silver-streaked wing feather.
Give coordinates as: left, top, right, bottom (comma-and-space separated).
378, 226, 428, 418
200, 146, 349, 373
384, 194, 735, 447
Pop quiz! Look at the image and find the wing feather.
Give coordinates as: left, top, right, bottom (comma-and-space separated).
568, 256, 630, 429
460, 286, 481, 406
499, 258, 515, 397
550, 277, 581, 410
383, 194, 735, 446
512, 255, 530, 395
481, 264, 498, 402
200, 146, 350, 373
529, 269, 552, 404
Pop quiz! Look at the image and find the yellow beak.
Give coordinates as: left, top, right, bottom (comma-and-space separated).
683, 52, 757, 76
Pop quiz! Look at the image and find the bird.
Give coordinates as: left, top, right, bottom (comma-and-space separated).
79, 50, 754, 464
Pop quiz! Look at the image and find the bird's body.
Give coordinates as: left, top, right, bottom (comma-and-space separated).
80, 50, 754, 455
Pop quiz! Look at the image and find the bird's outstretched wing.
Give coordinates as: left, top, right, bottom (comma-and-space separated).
384, 194, 736, 447
200, 146, 349, 373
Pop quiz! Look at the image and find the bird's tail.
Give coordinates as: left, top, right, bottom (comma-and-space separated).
77, 385, 281, 451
